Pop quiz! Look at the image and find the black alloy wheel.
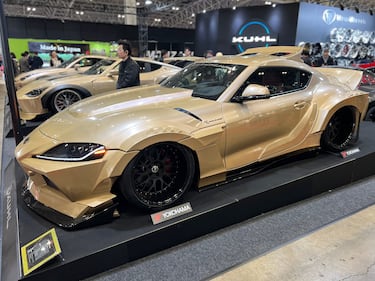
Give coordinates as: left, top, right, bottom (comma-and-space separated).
119, 142, 196, 209
321, 107, 356, 152
51, 89, 82, 113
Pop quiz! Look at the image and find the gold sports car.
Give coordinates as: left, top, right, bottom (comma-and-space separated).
16, 57, 180, 120
14, 55, 108, 89
15, 54, 368, 228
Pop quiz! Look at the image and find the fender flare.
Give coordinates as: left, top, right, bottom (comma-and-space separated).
41, 85, 92, 108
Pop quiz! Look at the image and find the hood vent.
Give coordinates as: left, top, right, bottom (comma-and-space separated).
174, 107, 202, 122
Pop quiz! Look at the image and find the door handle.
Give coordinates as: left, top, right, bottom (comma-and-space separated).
294, 101, 306, 110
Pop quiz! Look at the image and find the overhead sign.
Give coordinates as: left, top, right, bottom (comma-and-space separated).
28, 42, 90, 54
322, 9, 366, 25
232, 21, 278, 52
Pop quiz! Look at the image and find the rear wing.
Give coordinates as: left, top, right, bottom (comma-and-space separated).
315, 67, 363, 91
239, 46, 303, 62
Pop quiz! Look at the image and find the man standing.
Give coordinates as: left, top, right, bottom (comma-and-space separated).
183, 47, 192, 57
19, 51, 30, 73
316, 49, 335, 66
30, 52, 44, 70
116, 40, 140, 89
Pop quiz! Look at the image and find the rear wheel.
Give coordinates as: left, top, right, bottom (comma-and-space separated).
365, 105, 375, 122
50, 89, 82, 113
321, 107, 356, 152
118, 142, 196, 209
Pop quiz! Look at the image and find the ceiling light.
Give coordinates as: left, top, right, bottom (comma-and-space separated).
145, 0, 152, 5
265, 1, 272, 5
232, 6, 236, 10
192, 13, 195, 17
136, 2, 140, 6
203, 9, 206, 13
272, 3, 276, 8
27, 7, 36, 12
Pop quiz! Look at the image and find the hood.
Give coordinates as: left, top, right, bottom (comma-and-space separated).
38, 85, 224, 148
17, 73, 94, 97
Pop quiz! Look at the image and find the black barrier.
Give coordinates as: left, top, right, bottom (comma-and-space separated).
0, 1, 23, 144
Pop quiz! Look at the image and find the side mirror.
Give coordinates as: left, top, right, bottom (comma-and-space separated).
108, 69, 119, 77
233, 84, 271, 103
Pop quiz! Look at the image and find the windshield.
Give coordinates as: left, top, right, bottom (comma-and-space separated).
83, 59, 116, 75
58, 56, 80, 68
161, 63, 246, 100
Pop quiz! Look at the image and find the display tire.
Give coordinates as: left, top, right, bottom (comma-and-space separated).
50, 89, 83, 113
118, 142, 196, 210
320, 107, 356, 152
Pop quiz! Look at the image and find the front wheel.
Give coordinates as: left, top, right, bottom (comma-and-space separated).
118, 142, 196, 210
50, 89, 82, 113
365, 105, 375, 122
320, 107, 356, 152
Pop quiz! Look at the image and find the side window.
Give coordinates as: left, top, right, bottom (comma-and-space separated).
137, 61, 159, 73
80, 58, 101, 67
149, 62, 162, 71
280, 69, 311, 92
238, 67, 311, 96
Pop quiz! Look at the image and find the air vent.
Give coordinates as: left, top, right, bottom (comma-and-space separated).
174, 107, 202, 121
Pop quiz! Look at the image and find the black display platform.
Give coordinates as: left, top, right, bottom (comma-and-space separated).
2, 122, 375, 281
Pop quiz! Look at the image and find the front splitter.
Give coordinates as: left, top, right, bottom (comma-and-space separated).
22, 188, 119, 230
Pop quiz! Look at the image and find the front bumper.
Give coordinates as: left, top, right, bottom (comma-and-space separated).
17, 96, 48, 120
22, 186, 119, 229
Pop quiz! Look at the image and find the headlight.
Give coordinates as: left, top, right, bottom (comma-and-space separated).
26, 88, 47, 97
35, 143, 106, 161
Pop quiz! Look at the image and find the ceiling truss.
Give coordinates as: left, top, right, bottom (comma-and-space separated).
3, 0, 375, 29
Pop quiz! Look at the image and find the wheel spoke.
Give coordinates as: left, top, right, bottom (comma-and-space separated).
54, 90, 81, 111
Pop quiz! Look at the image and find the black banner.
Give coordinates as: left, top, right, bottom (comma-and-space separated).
28, 42, 90, 54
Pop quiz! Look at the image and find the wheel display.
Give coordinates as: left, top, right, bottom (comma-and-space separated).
365, 106, 375, 122
321, 107, 356, 152
118, 142, 196, 209
51, 89, 82, 113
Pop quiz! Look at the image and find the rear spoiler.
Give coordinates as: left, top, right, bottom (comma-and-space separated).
239, 46, 303, 62
315, 67, 363, 91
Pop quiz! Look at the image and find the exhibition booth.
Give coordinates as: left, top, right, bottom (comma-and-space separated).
1, 2, 375, 281
196, 2, 375, 64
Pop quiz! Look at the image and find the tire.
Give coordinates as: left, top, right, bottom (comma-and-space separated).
50, 89, 82, 113
118, 142, 196, 209
320, 107, 356, 152
365, 105, 375, 122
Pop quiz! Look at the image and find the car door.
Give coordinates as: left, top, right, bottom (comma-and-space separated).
223, 66, 313, 170
90, 61, 119, 95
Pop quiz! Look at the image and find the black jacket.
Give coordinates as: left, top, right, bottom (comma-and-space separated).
30, 55, 44, 70
316, 56, 335, 66
116, 57, 140, 89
